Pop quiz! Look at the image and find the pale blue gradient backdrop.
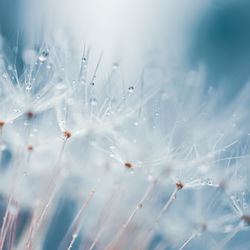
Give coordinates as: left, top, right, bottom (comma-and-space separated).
0, 1, 250, 249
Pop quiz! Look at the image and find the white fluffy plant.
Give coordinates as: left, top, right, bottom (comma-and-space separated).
0, 39, 250, 250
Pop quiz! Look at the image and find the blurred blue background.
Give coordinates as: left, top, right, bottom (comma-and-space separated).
1, 0, 250, 249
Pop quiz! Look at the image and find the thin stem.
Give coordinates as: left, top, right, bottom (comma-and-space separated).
0, 205, 18, 250
26, 136, 69, 247
148, 188, 178, 235
106, 182, 154, 250
66, 190, 96, 250
89, 227, 105, 250
137, 185, 181, 249
0, 144, 33, 249
87, 170, 129, 250
179, 231, 199, 250
0, 123, 4, 165
62, 177, 102, 250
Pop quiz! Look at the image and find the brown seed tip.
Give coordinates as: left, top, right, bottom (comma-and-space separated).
201, 223, 207, 231
27, 146, 33, 151
64, 131, 72, 139
0, 121, 5, 127
138, 203, 143, 209
219, 181, 226, 190
242, 215, 250, 226
176, 182, 184, 190
26, 111, 34, 119
124, 162, 132, 168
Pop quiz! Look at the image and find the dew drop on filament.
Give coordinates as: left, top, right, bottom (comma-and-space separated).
25, 84, 32, 91
128, 86, 134, 93
112, 63, 119, 70
39, 50, 49, 62
90, 98, 97, 106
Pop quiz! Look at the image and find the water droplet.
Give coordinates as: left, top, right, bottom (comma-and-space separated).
2, 73, 8, 79
207, 179, 213, 185
13, 109, 21, 114
112, 63, 119, 70
128, 86, 134, 93
39, 49, 49, 62
59, 120, 65, 126
90, 98, 97, 106
46, 64, 52, 69
148, 174, 154, 182
82, 57, 87, 62
25, 84, 32, 91
35, 94, 41, 101
90, 82, 95, 86
105, 111, 111, 116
